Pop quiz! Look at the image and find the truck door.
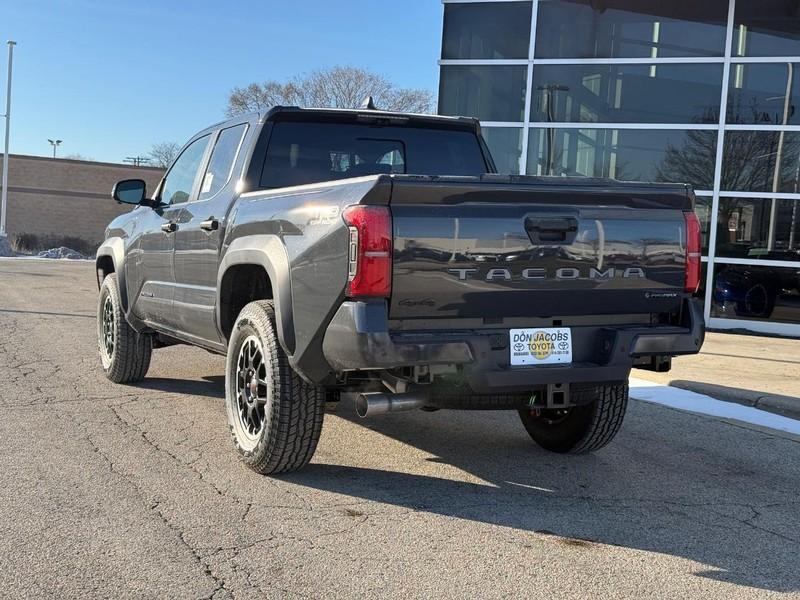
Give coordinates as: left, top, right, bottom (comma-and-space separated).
173, 122, 249, 344
129, 133, 211, 330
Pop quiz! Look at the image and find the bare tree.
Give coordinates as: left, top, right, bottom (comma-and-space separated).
148, 141, 181, 169
226, 66, 434, 116
655, 104, 800, 192
655, 128, 717, 190
654, 102, 800, 255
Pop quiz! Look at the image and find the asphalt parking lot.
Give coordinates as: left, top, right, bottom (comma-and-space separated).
1, 259, 799, 599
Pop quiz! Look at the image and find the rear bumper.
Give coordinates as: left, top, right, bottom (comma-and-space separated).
322, 298, 705, 393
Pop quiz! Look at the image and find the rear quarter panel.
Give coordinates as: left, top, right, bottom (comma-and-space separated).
223, 176, 391, 381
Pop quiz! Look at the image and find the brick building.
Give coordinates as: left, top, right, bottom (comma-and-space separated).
0, 154, 164, 248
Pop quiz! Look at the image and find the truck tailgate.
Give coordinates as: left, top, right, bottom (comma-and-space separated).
388, 176, 693, 320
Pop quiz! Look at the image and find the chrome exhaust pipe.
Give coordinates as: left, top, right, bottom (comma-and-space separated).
355, 392, 427, 418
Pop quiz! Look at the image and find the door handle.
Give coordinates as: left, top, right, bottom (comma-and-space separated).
161, 222, 178, 234
200, 218, 219, 231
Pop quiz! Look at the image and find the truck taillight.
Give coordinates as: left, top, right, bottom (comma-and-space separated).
684, 211, 702, 293
342, 205, 392, 298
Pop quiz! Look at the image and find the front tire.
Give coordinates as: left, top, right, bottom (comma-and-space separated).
97, 273, 152, 383
225, 300, 324, 475
518, 383, 628, 454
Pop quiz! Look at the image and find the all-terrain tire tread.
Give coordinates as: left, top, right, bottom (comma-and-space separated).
227, 301, 324, 475
432, 392, 531, 410
99, 274, 152, 384
518, 382, 628, 454
570, 383, 628, 454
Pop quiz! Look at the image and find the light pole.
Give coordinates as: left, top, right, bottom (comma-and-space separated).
0, 40, 16, 238
537, 84, 569, 176
48, 139, 62, 158
767, 63, 793, 252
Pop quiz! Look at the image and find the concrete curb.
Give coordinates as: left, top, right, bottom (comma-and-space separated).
668, 381, 800, 421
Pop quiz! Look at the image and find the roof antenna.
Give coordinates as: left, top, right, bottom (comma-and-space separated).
360, 95, 378, 110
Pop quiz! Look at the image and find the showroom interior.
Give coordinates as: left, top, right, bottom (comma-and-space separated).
438, 0, 800, 336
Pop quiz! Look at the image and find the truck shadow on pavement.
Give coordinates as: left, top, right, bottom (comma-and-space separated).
136, 375, 225, 399
286, 400, 800, 593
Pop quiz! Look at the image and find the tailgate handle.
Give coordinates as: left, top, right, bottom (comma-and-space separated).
525, 217, 578, 243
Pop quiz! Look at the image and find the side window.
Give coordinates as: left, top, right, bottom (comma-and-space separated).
198, 123, 248, 201
160, 134, 211, 205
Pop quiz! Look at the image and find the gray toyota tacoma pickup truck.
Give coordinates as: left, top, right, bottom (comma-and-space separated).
97, 105, 704, 474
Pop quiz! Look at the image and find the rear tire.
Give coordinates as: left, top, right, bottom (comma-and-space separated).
225, 300, 324, 475
97, 273, 152, 383
518, 383, 628, 454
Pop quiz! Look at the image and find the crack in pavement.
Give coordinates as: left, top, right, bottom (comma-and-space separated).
4, 261, 800, 598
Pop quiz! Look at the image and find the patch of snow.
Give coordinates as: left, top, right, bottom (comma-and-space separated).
0, 236, 15, 257
629, 377, 800, 436
0, 255, 93, 262
36, 246, 86, 260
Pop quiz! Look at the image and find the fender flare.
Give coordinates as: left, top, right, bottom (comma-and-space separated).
95, 237, 128, 310
217, 235, 296, 354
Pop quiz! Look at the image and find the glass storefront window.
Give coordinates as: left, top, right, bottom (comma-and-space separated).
695, 195, 712, 254
733, 1, 800, 57
535, 0, 729, 59
481, 127, 523, 175
530, 63, 722, 124
712, 263, 800, 324
697, 262, 708, 301
442, 2, 532, 59
721, 131, 800, 193
728, 63, 800, 125
715, 197, 800, 261
526, 128, 716, 189
439, 65, 528, 123
436, 0, 800, 332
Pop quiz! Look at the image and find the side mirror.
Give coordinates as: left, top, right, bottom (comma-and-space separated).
112, 179, 147, 205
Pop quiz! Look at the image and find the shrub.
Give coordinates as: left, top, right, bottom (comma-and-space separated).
9, 233, 100, 257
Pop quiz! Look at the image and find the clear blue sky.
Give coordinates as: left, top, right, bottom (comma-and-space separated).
1, 0, 443, 163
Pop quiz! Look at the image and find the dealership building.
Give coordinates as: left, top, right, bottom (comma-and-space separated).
438, 0, 800, 336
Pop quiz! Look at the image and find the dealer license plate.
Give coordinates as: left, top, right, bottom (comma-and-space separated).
509, 327, 573, 366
